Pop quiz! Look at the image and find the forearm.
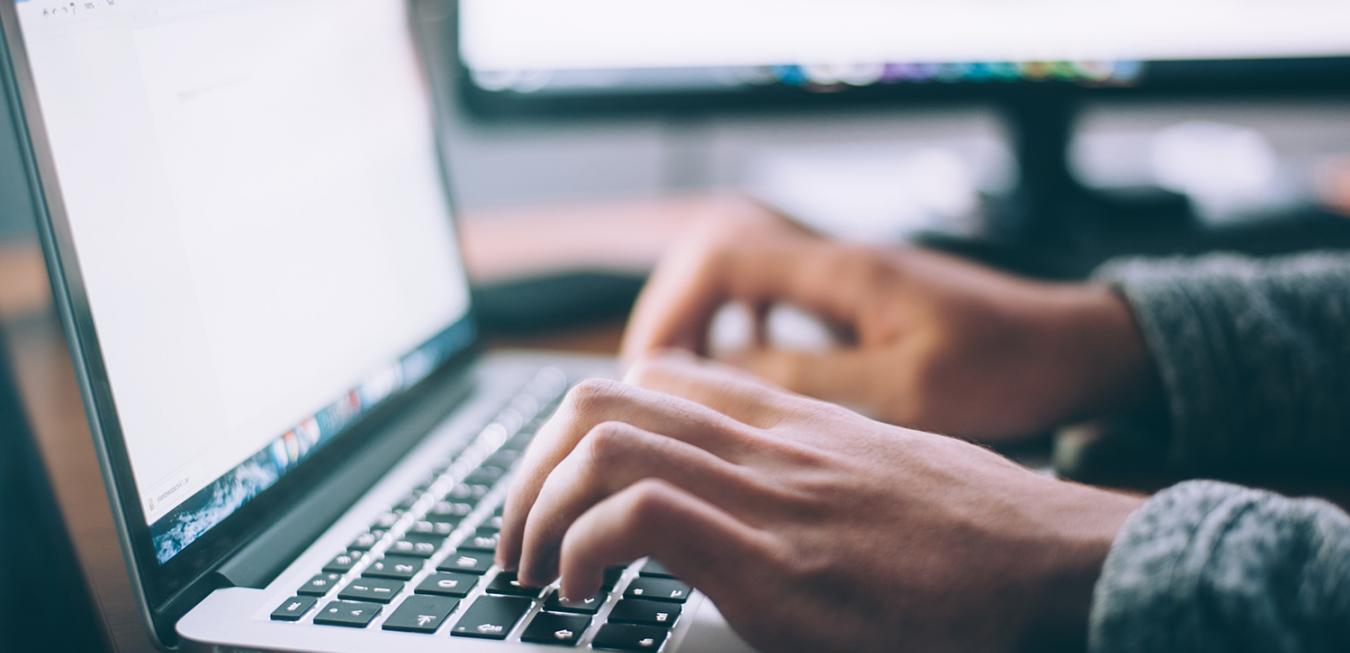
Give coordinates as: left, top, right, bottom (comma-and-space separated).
1090, 480, 1350, 653
1094, 252, 1350, 474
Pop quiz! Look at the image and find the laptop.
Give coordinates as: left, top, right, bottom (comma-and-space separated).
0, 0, 755, 650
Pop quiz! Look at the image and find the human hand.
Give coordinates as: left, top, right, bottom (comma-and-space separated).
622, 207, 1157, 440
497, 353, 1144, 653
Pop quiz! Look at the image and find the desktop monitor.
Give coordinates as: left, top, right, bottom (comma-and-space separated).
456, 0, 1350, 274
457, 0, 1350, 114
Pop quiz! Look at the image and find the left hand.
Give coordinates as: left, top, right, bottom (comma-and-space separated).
497, 353, 1143, 653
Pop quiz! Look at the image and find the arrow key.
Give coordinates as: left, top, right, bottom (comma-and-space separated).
608, 599, 681, 627
623, 578, 690, 604
382, 595, 458, 634
314, 600, 382, 628
592, 623, 669, 651
338, 577, 404, 604
543, 589, 605, 615
521, 611, 590, 646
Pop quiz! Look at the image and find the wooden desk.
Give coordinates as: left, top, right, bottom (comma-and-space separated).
0, 195, 722, 652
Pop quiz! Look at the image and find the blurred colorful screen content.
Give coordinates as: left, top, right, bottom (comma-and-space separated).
459, 0, 1350, 93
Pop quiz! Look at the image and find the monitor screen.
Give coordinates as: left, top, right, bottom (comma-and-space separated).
459, 0, 1350, 97
12, 0, 473, 564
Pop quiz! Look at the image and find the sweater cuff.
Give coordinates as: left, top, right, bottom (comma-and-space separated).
1092, 257, 1242, 470
1089, 481, 1245, 653
1089, 480, 1350, 653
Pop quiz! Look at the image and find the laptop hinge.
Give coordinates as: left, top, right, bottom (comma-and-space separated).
215, 368, 475, 589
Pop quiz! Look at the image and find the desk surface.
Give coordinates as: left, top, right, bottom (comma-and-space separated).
0, 196, 723, 652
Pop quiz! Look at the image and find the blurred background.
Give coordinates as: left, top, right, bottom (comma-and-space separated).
11, 84, 1350, 240
3, 2, 1350, 651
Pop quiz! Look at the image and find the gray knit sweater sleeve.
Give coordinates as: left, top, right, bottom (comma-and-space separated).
1094, 252, 1350, 475
1090, 481, 1350, 653
1085, 253, 1350, 652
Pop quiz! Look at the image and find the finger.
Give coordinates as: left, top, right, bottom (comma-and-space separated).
517, 421, 765, 585
498, 379, 758, 569
556, 478, 772, 607
723, 348, 885, 413
620, 225, 869, 362
624, 350, 800, 428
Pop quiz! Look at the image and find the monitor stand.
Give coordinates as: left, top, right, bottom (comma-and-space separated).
918, 92, 1350, 279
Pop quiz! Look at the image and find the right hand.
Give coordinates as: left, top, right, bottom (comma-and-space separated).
621, 204, 1157, 441
497, 353, 1143, 652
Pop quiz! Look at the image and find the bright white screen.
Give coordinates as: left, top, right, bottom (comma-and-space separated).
462, 0, 1350, 70
16, 0, 470, 523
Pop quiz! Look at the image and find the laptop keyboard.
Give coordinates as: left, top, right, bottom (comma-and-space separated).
268, 368, 692, 651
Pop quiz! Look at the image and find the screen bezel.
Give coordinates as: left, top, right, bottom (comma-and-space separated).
0, 0, 480, 645
452, 0, 1350, 121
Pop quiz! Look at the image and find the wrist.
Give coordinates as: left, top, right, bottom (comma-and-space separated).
1019, 484, 1144, 652
1045, 284, 1160, 423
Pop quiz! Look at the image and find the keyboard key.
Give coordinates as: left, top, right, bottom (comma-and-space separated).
414, 572, 478, 598
388, 539, 439, 558
591, 623, 669, 651
298, 573, 341, 597
482, 514, 505, 530
450, 595, 532, 639
464, 466, 506, 486
608, 599, 681, 627
520, 611, 590, 646
624, 578, 690, 603
338, 578, 403, 604
394, 493, 422, 512
371, 512, 401, 529
381, 595, 458, 634
322, 552, 360, 574
459, 529, 500, 553
484, 450, 521, 468
437, 550, 492, 575
544, 590, 605, 615
314, 601, 381, 628
602, 566, 627, 590
408, 520, 454, 538
447, 483, 490, 500
349, 532, 381, 552
484, 570, 545, 598
426, 501, 473, 523
270, 596, 317, 621
638, 560, 676, 579
364, 555, 423, 580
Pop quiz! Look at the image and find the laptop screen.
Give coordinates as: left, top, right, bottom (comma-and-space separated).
12, 0, 473, 564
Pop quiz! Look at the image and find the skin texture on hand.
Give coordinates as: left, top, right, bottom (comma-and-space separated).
497, 354, 1144, 653
621, 205, 1159, 441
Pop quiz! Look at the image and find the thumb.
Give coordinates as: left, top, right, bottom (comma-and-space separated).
721, 348, 883, 413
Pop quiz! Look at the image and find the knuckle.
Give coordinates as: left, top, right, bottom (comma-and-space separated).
622, 479, 676, 530
564, 378, 622, 415
581, 421, 636, 469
